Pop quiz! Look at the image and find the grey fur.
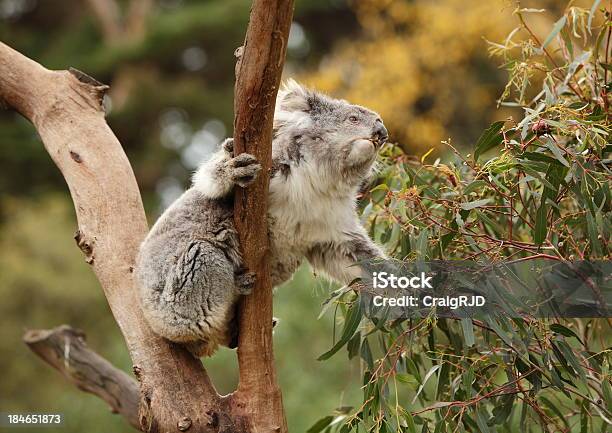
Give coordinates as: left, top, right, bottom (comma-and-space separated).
137, 80, 388, 357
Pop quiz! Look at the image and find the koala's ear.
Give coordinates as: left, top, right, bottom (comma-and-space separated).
276, 79, 311, 112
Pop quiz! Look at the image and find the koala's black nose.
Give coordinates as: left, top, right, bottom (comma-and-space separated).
373, 119, 388, 146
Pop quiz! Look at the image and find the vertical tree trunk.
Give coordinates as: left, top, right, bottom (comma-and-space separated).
232, 1, 294, 433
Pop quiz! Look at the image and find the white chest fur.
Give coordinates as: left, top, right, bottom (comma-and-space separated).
267, 168, 358, 255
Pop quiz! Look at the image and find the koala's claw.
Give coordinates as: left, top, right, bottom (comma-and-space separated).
222, 138, 234, 155
233, 169, 261, 187
230, 155, 262, 188
235, 271, 256, 295
231, 153, 258, 167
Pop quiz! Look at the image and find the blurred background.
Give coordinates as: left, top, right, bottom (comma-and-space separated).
0, 0, 576, 431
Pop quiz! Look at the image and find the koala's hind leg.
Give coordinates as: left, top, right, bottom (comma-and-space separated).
141, 239, 239, 356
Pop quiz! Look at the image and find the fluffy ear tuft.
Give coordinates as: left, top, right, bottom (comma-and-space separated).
276, 79, 311, 112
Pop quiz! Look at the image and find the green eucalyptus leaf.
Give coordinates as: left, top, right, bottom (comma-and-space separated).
463, 180, 487, 195
460, 319, 475, 347
522, 151, 564, 166
540, 396, 570, 430
463, 367, 475, 399
588, 0, 602, 30
602, 378, 612, 413
396, 373, 418, 386
492, 394, 515, 425
534, 201, 548, 245
318, 300, 362, 361
460, 199, 492, 210
307, 416, 334, 433
416, 229, 429, 259
402, 410, 417, 433
347, 333, 361, 359
580, 402, 588, 433
544, 139, 570, 167
411, 365, 440, 404
586, 210, 603, 256
474, 121, 505, 161
550, 323, 584, 345
475, 409, 491, 433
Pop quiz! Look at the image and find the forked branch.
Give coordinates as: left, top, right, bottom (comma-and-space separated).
0, 42, 225, 432
1, 0, 293, 430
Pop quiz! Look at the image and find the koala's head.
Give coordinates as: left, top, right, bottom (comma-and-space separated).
272, 80, 388, 194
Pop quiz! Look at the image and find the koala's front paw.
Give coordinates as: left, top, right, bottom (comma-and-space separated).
229, 153, 261, 188
235, 271, 256, 295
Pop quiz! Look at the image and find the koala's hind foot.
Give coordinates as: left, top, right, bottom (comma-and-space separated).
235, 270, 256, 295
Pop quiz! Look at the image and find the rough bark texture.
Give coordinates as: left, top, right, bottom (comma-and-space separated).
0, 42, 230, 433
1, 0, 293, 429
231, 1, 294, 433
23, 325, 141, 429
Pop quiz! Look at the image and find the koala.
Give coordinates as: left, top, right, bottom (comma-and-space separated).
137, 80, 388, 357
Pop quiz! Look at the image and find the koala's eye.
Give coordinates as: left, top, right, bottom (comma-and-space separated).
348, 115, 359, 123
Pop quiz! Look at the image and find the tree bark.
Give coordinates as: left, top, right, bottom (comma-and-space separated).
1, 0, 294, 431
231, 1, 294, 433
0, 43, 229, 433
23, 325, 141, 429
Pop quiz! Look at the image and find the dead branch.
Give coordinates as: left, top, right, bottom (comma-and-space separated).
231, 1, 295, 432
23, 325, 140, 429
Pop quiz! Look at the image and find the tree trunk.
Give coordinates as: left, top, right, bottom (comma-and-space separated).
0, 0, 294, 431
231, 1, 294, 433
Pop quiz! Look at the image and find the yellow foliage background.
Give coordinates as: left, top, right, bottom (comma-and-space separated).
302, 0, 585, 156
